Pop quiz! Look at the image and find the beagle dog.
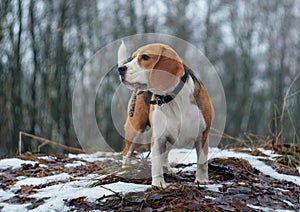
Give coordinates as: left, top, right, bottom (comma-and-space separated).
118, 43, 214, 187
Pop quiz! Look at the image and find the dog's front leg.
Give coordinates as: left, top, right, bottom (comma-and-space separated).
151, 137, 167, 188
122, 142, 136, 168
162, 147, 173, 173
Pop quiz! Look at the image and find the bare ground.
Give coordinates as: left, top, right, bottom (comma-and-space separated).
0, 148, 300, 211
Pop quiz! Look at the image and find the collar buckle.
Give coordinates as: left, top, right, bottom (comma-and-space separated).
156, 98, 161, 106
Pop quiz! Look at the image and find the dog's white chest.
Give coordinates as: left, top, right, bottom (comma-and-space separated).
152, 79, 206, 148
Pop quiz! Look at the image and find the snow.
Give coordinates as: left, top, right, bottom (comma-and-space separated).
0, 173, 149, 212
68, 152, 121, 162
197, 184, 223, 192
37, 156, 56, 161
164, 148, 300, 186
205, 195, 216, 200
12, 173, 71, 190
65, 160, 86, 168
282, 199, 294, 207
101, 181, 150, 194
247, 204, 294, 212
211, 148, 300, 186
0, 159, 37, 170
0, 148, 300, 211
0, 189, 14, 202
0, 202, 31, 212
257, 148, 281, 160
168, 149, 197, 164
29, 181, 108, 211
28, 181, 149, 211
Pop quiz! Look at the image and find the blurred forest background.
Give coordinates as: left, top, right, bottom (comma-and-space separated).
0, 0, 299, 158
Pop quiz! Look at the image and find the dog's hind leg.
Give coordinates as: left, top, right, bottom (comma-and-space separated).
195, 129, 209, 184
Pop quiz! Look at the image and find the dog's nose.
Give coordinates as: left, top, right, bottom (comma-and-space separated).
118, 66, 127, 76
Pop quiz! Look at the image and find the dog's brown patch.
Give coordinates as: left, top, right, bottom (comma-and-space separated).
123, 92, 150, 156
186, 64, 214, 155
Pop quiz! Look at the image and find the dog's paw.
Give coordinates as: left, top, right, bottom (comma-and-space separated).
152, 177, 167, 188
163, 165, 174, 174
122, 156, 131, 168
194, 178, 209, 185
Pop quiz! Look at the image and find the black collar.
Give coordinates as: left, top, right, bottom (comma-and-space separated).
149, 65, 189, 106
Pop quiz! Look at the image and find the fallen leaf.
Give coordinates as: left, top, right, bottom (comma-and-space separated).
20, 185, 36, 195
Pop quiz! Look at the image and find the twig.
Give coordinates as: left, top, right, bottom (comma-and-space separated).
210, 127, 244, 143
286, 106, 299, 143
274, 104, 279, 146
279, 72, 300, 143
99, 185, 121, 196
99, 185, 141, 205
287, 89, 300, 98
97, 193, 121, 201
280, 72, 300, 122
18, 131, 85, 155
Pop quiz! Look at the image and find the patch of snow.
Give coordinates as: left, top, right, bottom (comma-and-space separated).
0, 158, 37, 170
75, 173, 104, 181
68, 152, 121, 163
39, 164, 48, 168
168, 149, 197, 165
102, 182, 150, 194
297, 167, 300, 174
257, 148, 281, 160
65, 161, 86, 168
141, 149, 197, 165
275, 187, 290, 193
282, 199, 294, 207
11, 173, 71, 190
247, 204, 273, 212
37, 156, 56, 161
247, 204, 294, 212
28, 180, 149, 211
204, 195, 216, 200
197, 184, 222, 192
160, 148, 300, 186
0, 189, 15, 202
242, 148, 253, 151
16, 176, 26, 181
29, 181, 101, 211
224, 181, 234, 186
212, 149, 300, 186
0, 202, 30, 212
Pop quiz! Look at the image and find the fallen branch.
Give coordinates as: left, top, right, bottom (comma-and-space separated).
18, 131, 85, 155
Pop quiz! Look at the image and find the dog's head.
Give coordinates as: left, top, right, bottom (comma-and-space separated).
118, 43, 184, 94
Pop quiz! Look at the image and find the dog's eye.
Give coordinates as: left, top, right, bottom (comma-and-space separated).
141, 54, 150, 61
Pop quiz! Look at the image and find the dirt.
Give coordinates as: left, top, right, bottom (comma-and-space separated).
86, 157, 300, 211
1, 150, 300, 211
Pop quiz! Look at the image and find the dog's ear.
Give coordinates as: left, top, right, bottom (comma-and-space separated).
118, 40, 127, 67
149, 46, 184, 92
